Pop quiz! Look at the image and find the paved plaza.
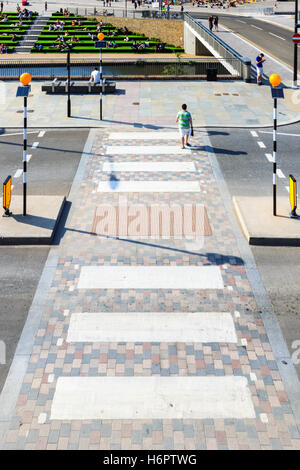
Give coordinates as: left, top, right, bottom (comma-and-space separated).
1, 80, 300, 128
1, 127, 300, 450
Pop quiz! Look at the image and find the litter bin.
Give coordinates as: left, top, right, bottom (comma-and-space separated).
206, 67, 217, 81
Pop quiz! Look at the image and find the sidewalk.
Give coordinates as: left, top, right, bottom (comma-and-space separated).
1, 126, 300, 450
0, 80, 299, 128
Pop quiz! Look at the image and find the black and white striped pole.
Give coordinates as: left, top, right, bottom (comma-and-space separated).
17, 73, 32, 216
97, 32, 105, 121
269, 74, 284, 217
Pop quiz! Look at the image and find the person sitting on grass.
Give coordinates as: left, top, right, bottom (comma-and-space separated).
64, 31, 69, 37
112, 30, 117, 36
0, 43, 8, 54
11, 34, 17, 41
0, 14, 7, 21
112, 41, 117, 48
48, 24, 53, 31
124, 35, 129, 42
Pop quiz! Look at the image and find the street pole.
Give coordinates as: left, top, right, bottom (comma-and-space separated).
67, 49, 71, 117
125, 0, 127, 17
273, 97, 277, 216
23, 95, 27, 216
294, 0, 298, 87
100, 47, 103, 120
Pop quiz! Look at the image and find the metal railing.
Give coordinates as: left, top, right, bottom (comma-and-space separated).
184, 13, 251, 81
60, 7, 184, 20
0, 57, 236, 79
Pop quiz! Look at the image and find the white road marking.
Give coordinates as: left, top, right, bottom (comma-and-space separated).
102, 162, 196, 172
13, 169, 23, 178
97, 181, 200, 193
108, 132, 180, 140
67, 312, 237, 343
0, 131, 40, 137
250, 131, 258, 137
251, 25, 262, 30
38, 130, 45, 137
265, 153, 273, 162
285, 186, 290, 192
257, 141, 266, 149
32, 142, 39, 149
50, 376, 255, 420
237, 20, 246, 23
77, 266, 224, 290
260, 131, 300, 137
105, 146, 191, 155
27, 154, 32, 162
277, 169, 286, 178
269, 32, 285, 41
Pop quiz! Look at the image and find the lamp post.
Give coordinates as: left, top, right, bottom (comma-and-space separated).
67, 49, 71, 117
97, 32, 105, 121
16, 73, 32, 216
269, 73, 284, 217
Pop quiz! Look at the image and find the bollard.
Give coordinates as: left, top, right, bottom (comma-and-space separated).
242, 57, 251, 83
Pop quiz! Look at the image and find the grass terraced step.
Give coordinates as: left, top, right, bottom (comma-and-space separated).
31, 12, 184, 54
0, 11, 38, 53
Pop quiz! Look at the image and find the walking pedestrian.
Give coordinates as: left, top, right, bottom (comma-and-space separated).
176, 104, 193, 149
0, 2, 3, 14
44, 1, 47, 12
208, 15, 213, 32
256, 52, 265, 86
214, 15, 219, 31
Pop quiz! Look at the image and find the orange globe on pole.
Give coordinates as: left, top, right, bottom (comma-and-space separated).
98, 33, 104, 40
20, 73, 32, 86
269, 74, 281, 88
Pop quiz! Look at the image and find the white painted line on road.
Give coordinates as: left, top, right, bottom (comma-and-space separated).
251, 25, 262, 30
13, 169, 23, 178
97, 181, 201, 193
11, 185, 14, 190
269, 32, 285, 41
105, 146, 191, 155
77, 266, 224, 290
32, 142, 39, 149
38, 130, 45, 138
27, 154, 32, 162
260, 131, 300, 137
265, 153, 273, 162
277, 169, 286, 178
285, 186, 289, 192
109, 132, 180, 140
250, 131, 258, 137
0, 131, 40, 138
102, 162, 196, 172
237, 20, 246, 23
67, 312, 237, 344
50, 376, 255, 420
257, 141, 266, 149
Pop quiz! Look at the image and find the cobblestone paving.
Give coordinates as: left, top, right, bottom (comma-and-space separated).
3, 129, 300, 450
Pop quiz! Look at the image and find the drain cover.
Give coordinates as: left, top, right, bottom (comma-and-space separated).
16, 110, 34, 113
132, 102, 140, 105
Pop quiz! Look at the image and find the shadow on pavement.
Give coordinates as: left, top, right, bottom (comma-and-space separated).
205, 145, 247, 155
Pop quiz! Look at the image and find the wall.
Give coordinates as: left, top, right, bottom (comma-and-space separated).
94, 16, 184, 48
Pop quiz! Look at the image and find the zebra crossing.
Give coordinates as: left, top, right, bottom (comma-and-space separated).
50, 131, 256, 423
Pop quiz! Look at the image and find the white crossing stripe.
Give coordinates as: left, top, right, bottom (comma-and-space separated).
277, 169, 286, 178
251, 25, 262, 30
97, 181, 200, 193
32, 142, 39, 148
257, 141, 266, 149
250, 131, 258, 137
77, 266, 224, 289
102, 162, 196, 172
38, 130, 45, 137
269, 32, 285, 41
265, 153, 273, 162
50, 376, 255, 420
27, 154, 32, 162
67, 312, 237, 343
108, 132, 180, 140
105, 146, 191, 155
13, 169, 23, 178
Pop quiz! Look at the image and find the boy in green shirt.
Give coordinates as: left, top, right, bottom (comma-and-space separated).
176, 104, 193, 149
